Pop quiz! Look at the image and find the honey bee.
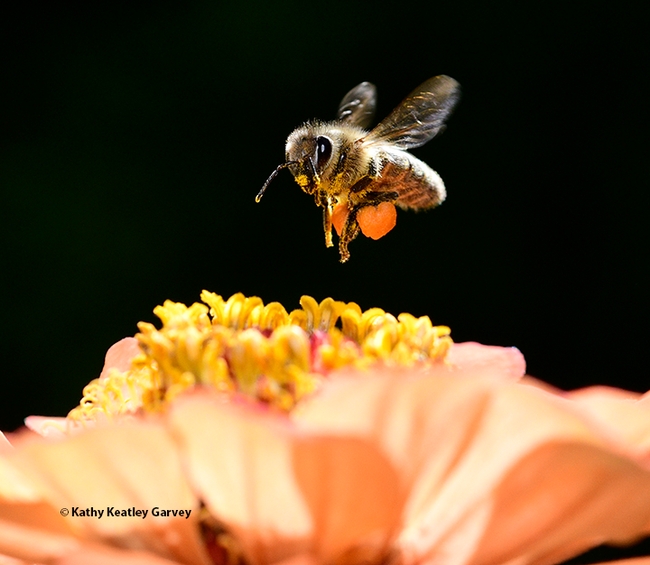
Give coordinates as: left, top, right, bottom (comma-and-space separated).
256, 75, 460, 262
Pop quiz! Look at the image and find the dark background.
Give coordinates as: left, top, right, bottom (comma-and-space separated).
1, 1, 649, 433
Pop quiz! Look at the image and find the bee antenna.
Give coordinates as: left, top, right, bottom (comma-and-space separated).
256, 161, 298, 202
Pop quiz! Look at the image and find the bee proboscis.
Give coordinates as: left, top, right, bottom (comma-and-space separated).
257, 75, 460, 262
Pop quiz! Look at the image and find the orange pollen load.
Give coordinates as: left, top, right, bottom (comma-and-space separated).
357, 202, 397, 240
331, 203, 349, 236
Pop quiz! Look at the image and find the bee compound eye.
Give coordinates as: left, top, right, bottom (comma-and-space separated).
315, 136, 333, 169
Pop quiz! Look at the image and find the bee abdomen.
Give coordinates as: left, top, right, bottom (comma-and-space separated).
372, 153, 446, 211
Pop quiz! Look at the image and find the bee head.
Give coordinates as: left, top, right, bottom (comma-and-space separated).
256, 124, 336, 203
284, 128, 334, 195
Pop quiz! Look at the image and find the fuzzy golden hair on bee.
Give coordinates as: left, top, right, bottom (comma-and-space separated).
257, 75, 460, 262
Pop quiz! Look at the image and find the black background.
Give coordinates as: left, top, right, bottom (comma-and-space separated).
1, 2, 648, 434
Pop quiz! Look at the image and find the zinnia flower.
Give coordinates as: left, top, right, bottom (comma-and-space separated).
1, 292, 649, 565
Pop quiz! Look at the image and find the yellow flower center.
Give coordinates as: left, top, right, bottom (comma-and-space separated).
68, 291, 452, 422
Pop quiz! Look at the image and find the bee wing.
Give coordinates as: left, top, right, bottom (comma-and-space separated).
337, 81, 377, 128
363, 75, 460, 149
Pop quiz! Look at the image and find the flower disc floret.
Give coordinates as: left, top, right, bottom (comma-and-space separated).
68, 291, 452, 422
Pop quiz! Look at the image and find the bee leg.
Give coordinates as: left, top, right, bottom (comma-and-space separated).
315, 190, 335, 248
335, 176, 373, 261
322, 204, 334, 248
338, 215, 360, 263
348, 176, 373, 194
352, 191, 400, 207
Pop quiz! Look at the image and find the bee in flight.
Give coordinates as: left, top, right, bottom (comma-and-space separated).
256, 75, 460, 262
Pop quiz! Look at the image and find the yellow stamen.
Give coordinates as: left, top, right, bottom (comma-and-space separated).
68, 291, 452, 423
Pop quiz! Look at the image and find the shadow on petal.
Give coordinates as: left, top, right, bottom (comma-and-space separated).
292, 435, 404, 565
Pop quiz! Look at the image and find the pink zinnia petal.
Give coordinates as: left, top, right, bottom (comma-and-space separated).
296, 368, 650, 565
2, 423, 209, 565
169, 392, 404, 565
25, 337, 142, 438
55, 543, 185, 565
592, 559, 650, 565
24, 416, 73, 438
99, 337, 142, 380
0, 501, 80, 563
567, 386, 650, 459
446, 342, 526, 381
